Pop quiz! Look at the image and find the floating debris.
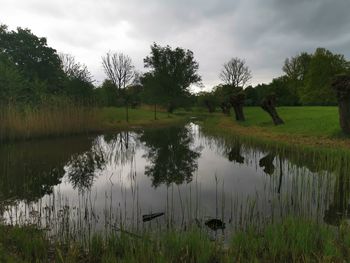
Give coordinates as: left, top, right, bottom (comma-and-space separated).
205, 219, 225, 231
142, 212, 165, 222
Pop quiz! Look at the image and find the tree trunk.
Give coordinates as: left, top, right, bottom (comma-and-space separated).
127, 105, 129, 123
261, 95, 284, 125
220, 102, 230, 115
204, 100, 215, 113
229, 92, 245, 121
167, 103, 175, 114
154, 103, 157, 120
332, 74, 350, 134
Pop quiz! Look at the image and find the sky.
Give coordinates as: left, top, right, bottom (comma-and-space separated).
1, 0, 350, 91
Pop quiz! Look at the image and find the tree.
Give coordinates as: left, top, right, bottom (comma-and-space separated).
143, 43, 201, 113
300, 48, 349, 105
261, 94, 284, 125
101, 52, 134, 91
283, 52, 311, 82
59, 53, 93, 84
0, 25, 64, 94
332, 74, 350, 134
196, 91, 217, 113
59, 53, 95, 103
282, 52, 311, 105
0, 54, 30, 105
94, 79, 120, 107
220, 57, 252, 88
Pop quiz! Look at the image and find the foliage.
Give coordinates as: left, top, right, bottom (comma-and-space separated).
0, 54, 36, 105
243, 48, 349, 106
143, 43, 201, 112
0, 25, 64, 94
300, 48, 349, 105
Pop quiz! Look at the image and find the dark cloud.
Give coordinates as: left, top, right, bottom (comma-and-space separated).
1, 0, 349, 89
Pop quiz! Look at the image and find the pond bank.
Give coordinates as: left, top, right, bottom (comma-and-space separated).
2, 218, 349, 262
201, 110, 350, 153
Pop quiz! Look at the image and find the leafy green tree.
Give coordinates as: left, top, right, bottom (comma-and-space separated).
300, 48, 349, 105
94, 79, 119, 107
59, 53, 95, 103
0, 54, 29, 105
0, 25, 64, 94
143, 43, 201, 113
196, 91, 218, 112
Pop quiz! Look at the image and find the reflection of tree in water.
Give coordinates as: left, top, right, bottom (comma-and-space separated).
324, 162, 350, 226
66, 146, 106, 191
140, 125, 201, 187
66, 131, 138, 191
227, 142, 244, 164
0, 137, 93, 202
259, 153, 275, 175
103, 131, 138, 167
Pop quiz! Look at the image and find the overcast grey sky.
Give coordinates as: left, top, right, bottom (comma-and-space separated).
1, 0, 350, 91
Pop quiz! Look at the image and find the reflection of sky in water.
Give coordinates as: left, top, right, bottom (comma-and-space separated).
0, 122, 341, 234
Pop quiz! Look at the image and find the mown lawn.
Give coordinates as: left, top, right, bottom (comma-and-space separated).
242, 106, 341, 138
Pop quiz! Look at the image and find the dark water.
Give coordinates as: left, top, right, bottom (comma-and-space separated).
0, 122, 349, 239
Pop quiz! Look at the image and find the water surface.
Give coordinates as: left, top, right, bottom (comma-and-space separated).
0, 122, 348, 240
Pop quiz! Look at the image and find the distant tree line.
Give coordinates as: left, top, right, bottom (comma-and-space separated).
2, 24, 350, 115
197, 48, 350, 110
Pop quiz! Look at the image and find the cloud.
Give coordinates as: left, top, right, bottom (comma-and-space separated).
1, 0, 349, 89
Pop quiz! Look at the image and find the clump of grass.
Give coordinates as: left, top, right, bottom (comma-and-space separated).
231, 218, 350, 262
2, 219, 350, 262
0, 224, 49, 262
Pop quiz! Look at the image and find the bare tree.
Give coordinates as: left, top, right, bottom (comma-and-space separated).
102, 52, 135, 90
59, 53, 93, 83
220, 57, 252, 88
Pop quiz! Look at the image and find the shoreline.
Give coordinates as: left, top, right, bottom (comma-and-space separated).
200, 114, 350, 154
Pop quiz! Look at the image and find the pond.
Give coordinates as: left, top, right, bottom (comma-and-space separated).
0, 121, 348, 241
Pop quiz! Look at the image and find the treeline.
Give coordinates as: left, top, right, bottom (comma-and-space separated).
0, 25, 95, 107
2, 24, 350, 113
198, 48, 350, 109
0, 25, 202, 114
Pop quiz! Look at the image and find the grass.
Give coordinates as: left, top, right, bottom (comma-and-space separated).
242, 106, 340, 137
98, 106, 186, 129
1, 219, 350, 262
0, 104, 102, 142
200, 106, 350, 151
0, 105, 187, 142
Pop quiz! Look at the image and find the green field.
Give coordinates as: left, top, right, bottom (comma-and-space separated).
242, 106, 341, 138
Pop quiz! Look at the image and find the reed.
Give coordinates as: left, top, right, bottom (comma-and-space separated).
1, 218, 350, 262
0, 103, 102, 142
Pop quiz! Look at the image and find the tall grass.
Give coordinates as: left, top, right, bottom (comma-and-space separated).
0, 103, 102, 142
1, 219, 350, 262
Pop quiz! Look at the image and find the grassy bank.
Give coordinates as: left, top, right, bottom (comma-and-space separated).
1, 218, 350, 262
200, 106, 350, 151
0, 105, 187, 142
